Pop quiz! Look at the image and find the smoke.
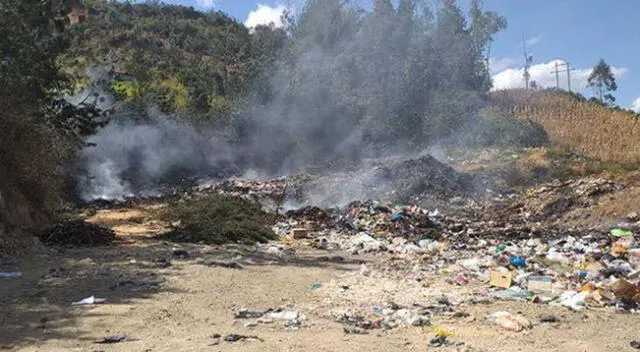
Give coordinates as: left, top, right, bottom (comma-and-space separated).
75, 1, 504, 202
77, 108, 236, 200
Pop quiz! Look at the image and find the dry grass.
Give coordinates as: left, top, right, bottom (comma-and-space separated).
491, 89, 640, 164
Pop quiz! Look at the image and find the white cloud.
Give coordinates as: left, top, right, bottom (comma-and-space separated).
489, 57, 517, 75
525, 35, 543, 47
491, 59, 628, 91
632, 97, 640, 113
245, 4, 287, 28
196, 0, 214, 9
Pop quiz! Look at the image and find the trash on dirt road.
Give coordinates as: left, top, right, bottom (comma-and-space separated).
267, 310, 303, 321
491, 288, 533, 301
94, 334, 128, 344
234, 308, 270, 319
0, 271, 21, 278
487, 311, 532, 332
290, 228, 308, 239
343, 326, 369, 334
539, 315, 558, 323
509, 256, 527, 268
203, 259, 243, 269
527, 276, 554, 293
612, 279, 640, 302
72, 296, 106, 306
558, 291, 588, 311
222, 334, 263, 342
172, 249, 189, 259
611, 228, 633, 238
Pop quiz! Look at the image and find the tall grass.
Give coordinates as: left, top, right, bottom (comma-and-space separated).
491, 89, 640, 164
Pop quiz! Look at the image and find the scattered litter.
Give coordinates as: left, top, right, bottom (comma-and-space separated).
433, 326, 453, 338
527, 276, 554, 293
343, 326, 368, 335
611, 228, 633, 238
290, 228, 308, 239
204, 259, 243, 269
491, 288, 533, 301
490, 270, 513, 289
559, 291, 589, 311
222, 334, 262, 342
487, 311, 532, 332
234, 308, 270, 319
267, 310, 302, 321
508, 256, 527, 268
0, 271, 21, 278
72, 296, 106, 306
631, 340, 640, 349
612, 279, 640, 303
172, 249, 189, 259
94, 334, 128, 344
539, 315, 558, 323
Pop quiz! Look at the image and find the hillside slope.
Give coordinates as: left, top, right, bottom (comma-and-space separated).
491, 89, 640, 164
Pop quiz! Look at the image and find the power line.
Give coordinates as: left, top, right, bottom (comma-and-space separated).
550, 61, 576, 92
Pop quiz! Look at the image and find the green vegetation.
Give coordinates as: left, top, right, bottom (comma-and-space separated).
0, 0, 106, 249
587, 59, 618, 106
160, 195, 277, 245
64, 0, 287, 119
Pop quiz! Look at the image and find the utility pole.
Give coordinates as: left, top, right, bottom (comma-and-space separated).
522, 33, 532, 89
550, 61, 576, 92
558, 62, 576, 93
552, 62, 561, 89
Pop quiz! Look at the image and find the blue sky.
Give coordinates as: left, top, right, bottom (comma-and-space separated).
162, 0, 640, 111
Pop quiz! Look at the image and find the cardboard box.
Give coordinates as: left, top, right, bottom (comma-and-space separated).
291, 228, 309, 239
490, 270, 513, 289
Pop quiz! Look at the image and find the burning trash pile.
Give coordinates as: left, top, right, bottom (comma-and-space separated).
178, 154, 477, 211
297, 154, 476, 208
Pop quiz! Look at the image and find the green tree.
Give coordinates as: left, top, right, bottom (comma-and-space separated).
587, 58, 617, 105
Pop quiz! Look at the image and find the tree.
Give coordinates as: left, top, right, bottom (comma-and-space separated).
587, 59, 617, 105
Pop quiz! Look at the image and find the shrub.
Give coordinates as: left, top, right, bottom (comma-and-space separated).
469, 107, 549, 147
160, 195, 277, 245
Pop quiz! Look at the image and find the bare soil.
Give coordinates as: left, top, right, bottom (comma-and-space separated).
2, 205, 640, 352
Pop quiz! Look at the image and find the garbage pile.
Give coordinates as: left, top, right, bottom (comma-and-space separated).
511, 177, 623, 221
298, 154, 476, 208
311, 224, 640, 320
266, 176, 640, 324
38, 220, 116, 247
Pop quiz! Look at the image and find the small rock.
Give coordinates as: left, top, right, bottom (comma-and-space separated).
172, 249, 189, 259
223, 334, 261, 342
94, 334, 128, 344
539, 315, 558, 323
343, 326, 368, 334
234, 308, 269, 319
204, 259, 243, 269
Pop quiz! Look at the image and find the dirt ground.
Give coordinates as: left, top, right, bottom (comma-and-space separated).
2, 205, 640, 352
